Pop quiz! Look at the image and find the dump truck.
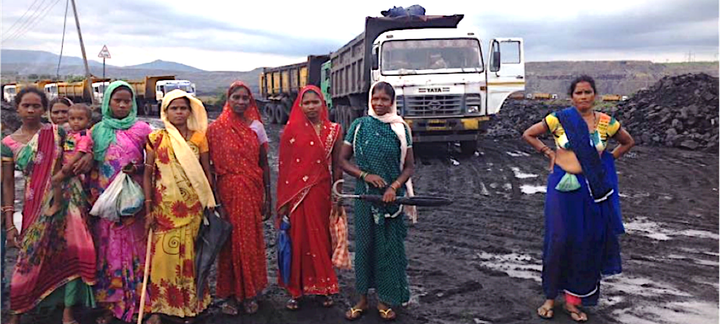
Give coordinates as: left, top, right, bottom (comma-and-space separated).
328, 14, 525, 154
259, 55, 330, 124
4, 78, 112, 106
601, 94, 627, 102
127, 76, 197, 116
257, 14, 525, 154
526, 93, 557, 100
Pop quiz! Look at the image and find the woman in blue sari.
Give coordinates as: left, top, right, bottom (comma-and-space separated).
523, 75, 634, 322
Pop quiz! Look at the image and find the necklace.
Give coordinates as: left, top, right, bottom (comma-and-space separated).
312, 122, 322, 135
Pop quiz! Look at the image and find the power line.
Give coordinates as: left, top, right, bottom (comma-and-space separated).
2, 0, 51, 43
1, 0, 43, 37
57, 0, 70, 79
2, 0, 62, 44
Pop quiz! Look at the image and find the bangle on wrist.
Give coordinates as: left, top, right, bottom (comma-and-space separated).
6, 226, 16, 232
359, 171, 368, 180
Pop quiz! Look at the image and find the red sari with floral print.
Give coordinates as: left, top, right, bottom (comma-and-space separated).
276, 86, 341, 298
207, 82, 268, 301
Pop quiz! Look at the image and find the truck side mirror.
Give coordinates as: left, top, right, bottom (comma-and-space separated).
490, 41, 501, 72
372, 48, 379, 70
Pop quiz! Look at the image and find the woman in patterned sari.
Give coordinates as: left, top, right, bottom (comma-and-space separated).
2, 87, 96, 324
88, 81, 153, 324
207, 81, 271, 315
276, 86, 342, 310
143, 90, 216, 323
339, 81, 416, 321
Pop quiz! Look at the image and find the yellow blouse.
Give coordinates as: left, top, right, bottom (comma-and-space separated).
544, 112, 621, 152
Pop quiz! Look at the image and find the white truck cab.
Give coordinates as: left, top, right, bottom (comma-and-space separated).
370, 28, 525, 152
44, 84, 58, 101
92, 82, 111, 103
3, 85, 17, 103
155, 80, 196, 102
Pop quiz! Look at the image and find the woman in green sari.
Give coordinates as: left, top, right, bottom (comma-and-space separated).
339, 81, 416, 321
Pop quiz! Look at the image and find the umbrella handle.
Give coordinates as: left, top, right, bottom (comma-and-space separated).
137, 228, 153, 324
332, 179, 360, 200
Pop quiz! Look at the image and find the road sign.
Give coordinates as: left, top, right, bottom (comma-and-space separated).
98, 45, 111, 59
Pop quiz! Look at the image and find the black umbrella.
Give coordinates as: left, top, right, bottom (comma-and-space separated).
195, 209, 233, 299
332, 180, 452, 207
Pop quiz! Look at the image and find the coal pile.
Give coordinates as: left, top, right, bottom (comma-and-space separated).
486, 73, 719, 151
612, 73, 718, 151
1, 101, 21, 137
485, 100, 566, 139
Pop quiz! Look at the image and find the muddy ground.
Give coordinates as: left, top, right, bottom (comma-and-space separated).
4, 119, 719, 324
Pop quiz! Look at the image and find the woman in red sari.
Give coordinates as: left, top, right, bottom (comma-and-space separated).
207, 81, 271, 316
277, 86, 342, 310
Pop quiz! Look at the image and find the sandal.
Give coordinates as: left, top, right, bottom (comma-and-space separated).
220, 301, 239, 316
378, 307, 397, 321
145, 314, 162, 324
345, 307, 366, 321
243, 299, 259, 315
563, 304, 588, 323
320, 295, 334, 308
537, 304, 554, 320
286, 298, 299, 311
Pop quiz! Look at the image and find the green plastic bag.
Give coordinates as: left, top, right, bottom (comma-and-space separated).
555, 173, 581, 192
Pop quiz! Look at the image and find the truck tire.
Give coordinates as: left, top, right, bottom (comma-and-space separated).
264, 104, 274, 123
460, 140, 478, 156
273, 104, 285, 125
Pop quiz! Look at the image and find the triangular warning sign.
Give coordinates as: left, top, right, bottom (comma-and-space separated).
98, 45, 111, 59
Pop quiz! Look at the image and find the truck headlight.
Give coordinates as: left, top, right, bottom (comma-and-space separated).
467, 105, 479, 114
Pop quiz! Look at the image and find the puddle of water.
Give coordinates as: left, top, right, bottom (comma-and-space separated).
476, 252, 541, 282
625, 217, 719, 241
605, 275, 691, 298
694, 259, 718, 266
520, 184, 546, 194
613, 301, 719, 324
506, 151, 530, 157
510, 167, 539, 179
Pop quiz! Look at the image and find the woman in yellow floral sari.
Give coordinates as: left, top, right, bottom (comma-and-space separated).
142, 90, 216, 323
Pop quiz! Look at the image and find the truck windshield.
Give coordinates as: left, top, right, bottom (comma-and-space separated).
381, 38, 482, 74
164, 83, 194, 93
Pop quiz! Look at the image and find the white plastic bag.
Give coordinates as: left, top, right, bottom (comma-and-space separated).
117, 175, 144, 216
89, 173, 126, 222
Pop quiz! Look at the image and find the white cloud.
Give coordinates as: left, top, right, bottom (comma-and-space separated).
1, 0, 718, 71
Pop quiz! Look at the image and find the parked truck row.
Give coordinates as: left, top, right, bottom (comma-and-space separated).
2, 76, 196, 116
258, 13, 526, 154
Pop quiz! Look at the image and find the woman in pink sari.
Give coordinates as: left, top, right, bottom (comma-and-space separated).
2, 87, 96, 324
88, 81, 153, 324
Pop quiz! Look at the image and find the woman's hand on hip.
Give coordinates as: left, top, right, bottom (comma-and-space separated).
364, 174, 386, 188
544, 150, 556, 172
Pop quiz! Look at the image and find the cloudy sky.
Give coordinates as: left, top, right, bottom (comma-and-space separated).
1, 0, 718, 71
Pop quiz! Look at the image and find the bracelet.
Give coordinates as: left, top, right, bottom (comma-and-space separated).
359, 171, 368, 180
5, 226, 16, 232
144, 163, 154, 168
540, 146, 551, 154
1, 206, 14, 213
391, 181, 402, 190
144, 200, 152, 203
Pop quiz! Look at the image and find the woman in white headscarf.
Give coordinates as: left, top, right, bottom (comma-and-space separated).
339, 81, 416, 321
142, 90, 216, 323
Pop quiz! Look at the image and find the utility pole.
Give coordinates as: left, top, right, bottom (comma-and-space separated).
70, 0, 96, 106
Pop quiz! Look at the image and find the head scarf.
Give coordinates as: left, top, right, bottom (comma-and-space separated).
368, 81, 418, 222
221, 81, 262, 123
92, 80, 138, 161
47, 97, 73, 125
160, 89, 216, 208
276, 85, 336, 214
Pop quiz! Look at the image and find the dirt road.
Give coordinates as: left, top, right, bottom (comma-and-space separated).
6, 120, 718, 324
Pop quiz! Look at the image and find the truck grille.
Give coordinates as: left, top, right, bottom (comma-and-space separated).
398, 94, 463, 116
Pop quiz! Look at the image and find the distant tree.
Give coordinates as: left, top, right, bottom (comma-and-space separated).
38, 74, 52, 80
27, 74, 39, 81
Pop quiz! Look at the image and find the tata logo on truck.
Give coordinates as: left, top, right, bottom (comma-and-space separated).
418, 87, 450, 93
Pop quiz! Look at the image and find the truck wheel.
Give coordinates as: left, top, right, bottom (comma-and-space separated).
264, 104, 274, 123
273, 104, 284, 125
460, 141, 478, 156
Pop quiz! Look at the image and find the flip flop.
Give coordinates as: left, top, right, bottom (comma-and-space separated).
345, 307, 366, 321
320, 296, 334, 308
220, 301, 239, 316
563, 304, 588, 322
378, 308, 396, 321
286, 298, 299, 311
537, 304, 554, 320
244, 299, 259, 315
